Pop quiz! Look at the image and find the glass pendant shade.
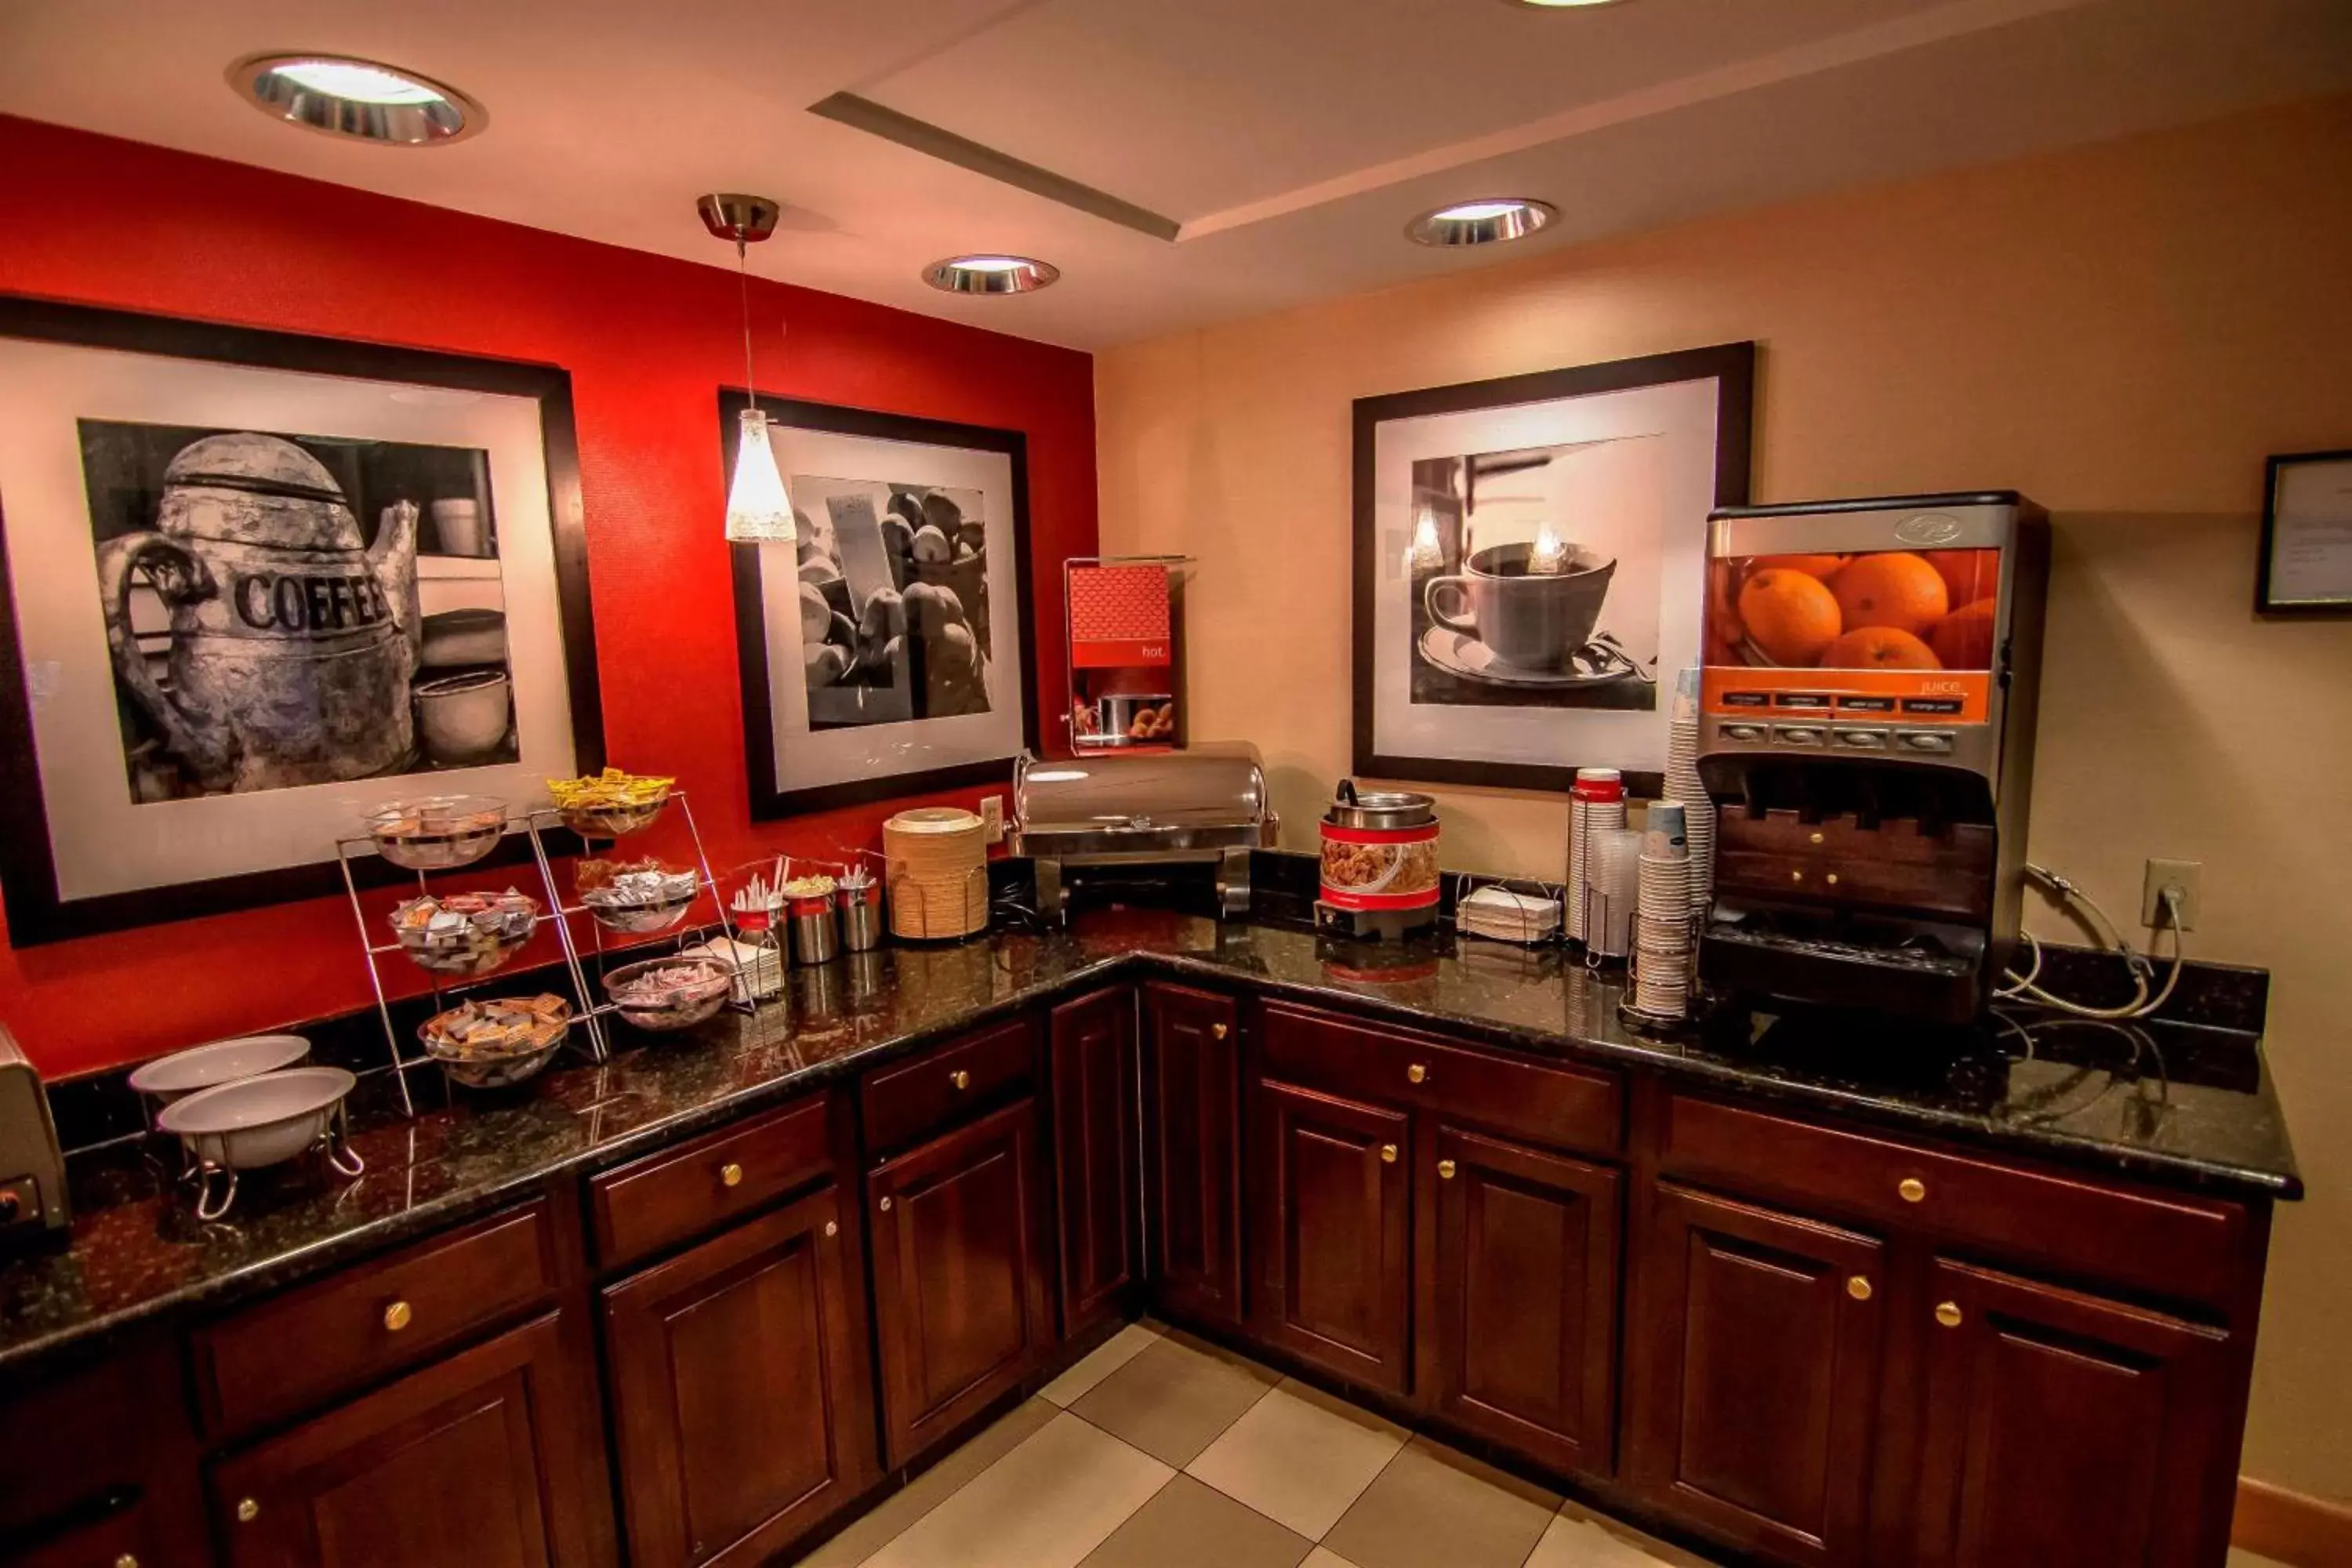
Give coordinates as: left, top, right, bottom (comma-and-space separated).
725, 408, 796, 544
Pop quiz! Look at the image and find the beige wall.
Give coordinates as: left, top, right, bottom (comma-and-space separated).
1098, 94, 2352, 1500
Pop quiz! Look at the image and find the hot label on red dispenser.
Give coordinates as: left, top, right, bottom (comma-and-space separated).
1069, 563, 1172, 669
1703, 546, 1999, 722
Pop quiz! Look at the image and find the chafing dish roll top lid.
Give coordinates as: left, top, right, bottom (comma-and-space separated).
1010, 744, 1276, 919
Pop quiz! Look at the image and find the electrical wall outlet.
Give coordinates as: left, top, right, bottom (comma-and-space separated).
980, 794, 1004, 845
2140, 858, 2201, 931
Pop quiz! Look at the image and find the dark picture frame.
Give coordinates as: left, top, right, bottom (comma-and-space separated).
2256, 448, 2352, 615
0, 296, 602, 946
724, 390, 1038, 818
1352, 342, 1754, 797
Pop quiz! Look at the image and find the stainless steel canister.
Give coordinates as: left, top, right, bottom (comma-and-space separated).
789, 896, 840, 965
839, 879, 883, 952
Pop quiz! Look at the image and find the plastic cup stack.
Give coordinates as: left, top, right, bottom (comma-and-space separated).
1567, 768, 1626, 947
1665, 667, 1717, 918
1634, 799, 1697, 1018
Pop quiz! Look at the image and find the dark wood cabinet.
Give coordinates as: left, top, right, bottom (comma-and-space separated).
1421, 1123, 1621, 1480
1051, 988, 1140, 1339
1627, 1184, 1886, 1567
209, 1310, 611, 1568
1251, 1076, 1413, 1395
602, 1185, 877, 1568
1143, 982, 1243, 1326
1911, 1258, 2234, 1568
868, 1096, 1056, 1468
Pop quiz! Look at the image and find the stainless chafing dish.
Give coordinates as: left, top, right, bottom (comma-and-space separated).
1010, 744, 1278, 920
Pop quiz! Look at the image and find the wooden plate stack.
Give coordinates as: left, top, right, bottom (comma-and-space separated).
882, 807, 989, 940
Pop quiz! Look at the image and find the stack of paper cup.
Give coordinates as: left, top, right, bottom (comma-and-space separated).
1584, 826, 1642, 962
1664, 667, 1716, 918
1634, 800, 1697, 1016
1566, 768, 1626, 947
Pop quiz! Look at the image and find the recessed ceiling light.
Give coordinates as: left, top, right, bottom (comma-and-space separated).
227, 53, 483, 147
1406, 198, 1559, 247
924, 256, 1061, 295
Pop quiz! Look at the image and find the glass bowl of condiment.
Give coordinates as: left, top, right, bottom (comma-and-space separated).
390, 889, 539, 977
604, 956, 733, 1032
548, 768, 673, 837
366, 795, 507, 870
419, 995, 571, 1089
578, 858, 699, 933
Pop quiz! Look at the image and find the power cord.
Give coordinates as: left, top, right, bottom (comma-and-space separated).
1996, 863, 2187, 1020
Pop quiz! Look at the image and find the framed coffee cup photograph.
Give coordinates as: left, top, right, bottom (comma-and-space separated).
1352, 343, 1754, 795
2256, 448, 2352, 614
0, 297, 603, 944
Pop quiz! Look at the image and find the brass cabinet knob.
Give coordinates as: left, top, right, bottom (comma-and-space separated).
237, 1498, 260, 1523
720, 1162, 746, 1188
1809, 831, 1825, 845
1210, 1022, 1229, 1040
1898, 1177, 1927, 1203
1379, 1144, 1399, 1164
1826, 873, 1841, 887
1847, 1276, 1873, 1301
949, 1069, 971, 1091
1791, 869, 1805, 884
383, 1300, 412, 1333
1437, 1159, 1457, 1181
1406, 1063, 1428, 1084
1935, 1301, 1964, 1328
116, 1555, 140, 1568
879, 1196, 893, 1211
824, 1220, 838, 1237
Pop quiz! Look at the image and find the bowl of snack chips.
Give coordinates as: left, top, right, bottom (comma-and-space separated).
366, 795, 507, 870
549, 768, 674, 837
578, 857, 700, 933
391, 889, 539, 977
604, 956, 734, 1032
419, 994, 572, 1089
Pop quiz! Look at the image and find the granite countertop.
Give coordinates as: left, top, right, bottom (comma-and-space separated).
0, 911, 2301, 1372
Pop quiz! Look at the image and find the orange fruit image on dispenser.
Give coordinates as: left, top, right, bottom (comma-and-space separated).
1749, 553, 1849, 579
1928, 599, 1998, 669
1738, 568, 1843, 666
1923, 549, 1997, 607
1831, 552, 1948, 638
1821, 626, 1941, 670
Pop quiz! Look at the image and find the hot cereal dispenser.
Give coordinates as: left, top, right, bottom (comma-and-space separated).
1317, 781, 1441, 940
1695, 492, 2049, 1022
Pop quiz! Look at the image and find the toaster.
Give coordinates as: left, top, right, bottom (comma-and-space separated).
0, 1023, 70, 1250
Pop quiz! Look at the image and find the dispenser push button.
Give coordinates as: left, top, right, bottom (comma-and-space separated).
1719, 722, 1769, 743
1773, 725, 1828, 747
1834, 728, 1890, 750
1896, 730, 1955, 754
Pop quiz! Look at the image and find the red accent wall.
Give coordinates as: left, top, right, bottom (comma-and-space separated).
0, 115, 1095, 1078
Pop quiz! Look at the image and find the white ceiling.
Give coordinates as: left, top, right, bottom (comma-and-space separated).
2, 0, 2348, 350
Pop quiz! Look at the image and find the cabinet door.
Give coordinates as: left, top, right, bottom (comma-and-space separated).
1423, 1125, 1621, 1479
1051, 988, 1140, 1339
603, 1186, 878, 1568
210, 1311, 610, 1568
1143, 982, 1243, 1325
1627, 1185, 1885, 1567
1912, 1259, 2234, 1568
869, 1097, 1055, 1468
1251, 1077, 1412, 1395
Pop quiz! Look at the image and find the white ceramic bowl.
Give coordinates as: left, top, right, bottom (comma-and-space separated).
129, 1034, 311, 1105
158, 1066, 356, 1171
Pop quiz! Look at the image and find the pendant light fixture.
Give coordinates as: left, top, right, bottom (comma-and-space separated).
699, 193, 795, 546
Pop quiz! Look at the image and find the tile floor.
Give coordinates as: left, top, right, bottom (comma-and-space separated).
789, 1321, 1717, 1568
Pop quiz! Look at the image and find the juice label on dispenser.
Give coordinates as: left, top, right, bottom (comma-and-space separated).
1701, 546, 1996, 721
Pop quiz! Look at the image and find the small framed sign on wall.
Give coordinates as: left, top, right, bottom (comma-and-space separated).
2257, 449, 2352, 614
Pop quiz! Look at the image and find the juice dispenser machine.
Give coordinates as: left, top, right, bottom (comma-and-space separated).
1695, 492, 2049, 1023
